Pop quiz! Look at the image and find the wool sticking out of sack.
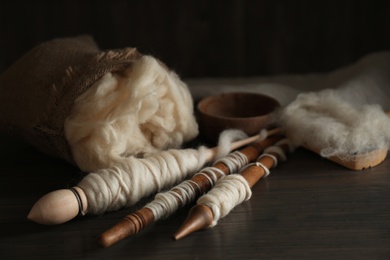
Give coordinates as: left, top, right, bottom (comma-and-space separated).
0, 35, 199, 172
64, 55, 198, 172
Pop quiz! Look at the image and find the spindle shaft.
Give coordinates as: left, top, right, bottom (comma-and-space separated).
98, 133, 283, 248
29, 130, 281, 226
173, 140, 291, 240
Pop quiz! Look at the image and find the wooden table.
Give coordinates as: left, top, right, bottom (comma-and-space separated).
1, 134, 389, 259
1, 78, 389, 259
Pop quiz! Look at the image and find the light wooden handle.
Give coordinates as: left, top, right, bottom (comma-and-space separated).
173, 141, 290, 240
97, 134, 283, 247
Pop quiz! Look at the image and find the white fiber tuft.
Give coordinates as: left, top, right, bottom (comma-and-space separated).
78, 147, 207, 214
215, 129, 248, 160
64, 56, 198, 172
281, 89, 390, 159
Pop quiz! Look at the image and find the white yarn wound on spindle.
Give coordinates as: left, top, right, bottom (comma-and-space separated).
281, 89, 390, 160
198, 174, 252, 227
263, 146, 287, 161
78, 128, 249, 215
64, 55, 198, 172
274, 139, 296, 154
214, 151, 248, 175
196, 140, 292, 227
146, 151, 249, 220
145, 131, 251, 220
78, 146, 208, 215
262, 139, 295, 162
213, 128, 267, 173
257, 154, 278, 168
240, 161, 271, 178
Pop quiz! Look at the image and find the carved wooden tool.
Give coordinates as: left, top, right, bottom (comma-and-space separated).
302, 111, 390, 170
173, 139, 291, 240
97, 130, 283, 248
303, 145, 388, 170
27, 130, 279, 226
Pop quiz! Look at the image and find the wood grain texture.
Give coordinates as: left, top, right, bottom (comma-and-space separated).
98, 135, 282, 247
1, 2, 390, 254
0, 132, 389, 258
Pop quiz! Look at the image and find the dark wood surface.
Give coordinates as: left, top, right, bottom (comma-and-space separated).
2, 1, 390, 258
0, 129, 389, 259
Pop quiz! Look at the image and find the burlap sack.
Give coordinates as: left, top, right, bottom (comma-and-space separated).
0, 35, 142, 164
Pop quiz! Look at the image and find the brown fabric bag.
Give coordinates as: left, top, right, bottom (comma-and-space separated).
0, 35, 142, 165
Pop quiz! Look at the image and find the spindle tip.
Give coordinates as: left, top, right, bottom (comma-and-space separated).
173, 204, 214, 240
97, 233, 114, 248
27, 188, 85, 225
97, 219, 133, 248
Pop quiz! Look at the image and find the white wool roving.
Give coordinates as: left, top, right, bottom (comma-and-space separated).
198, 174, 252, 227
196, 139, 291, 227
64, 55, 198, 172
77, 129, 247, 215
281, 89, 390, 159
143, 130, 255, 221
78, 147, 207, 214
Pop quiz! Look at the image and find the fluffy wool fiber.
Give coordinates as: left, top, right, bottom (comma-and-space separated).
64, 55, 198, 172
188, 51, 390, 160
78, 147, 208, 214
198, 174, 252, 227
281, 89, 390, 159
78, 129, 249, 215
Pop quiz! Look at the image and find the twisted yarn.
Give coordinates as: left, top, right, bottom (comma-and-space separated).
144, 130, 254, 220
145, 150, 248, 220
78, 129, 248, 215
78, 147, 207, 215
197, 139, 292, 227
198, 174, 252, 227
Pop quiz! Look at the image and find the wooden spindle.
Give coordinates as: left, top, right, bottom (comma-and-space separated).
97, 133, 283, 248
28, 130, 281, 226
173, 141, 290, 240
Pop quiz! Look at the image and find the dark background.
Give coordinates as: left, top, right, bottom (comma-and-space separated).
1, 0, 390, 79
1, 1, 390, 258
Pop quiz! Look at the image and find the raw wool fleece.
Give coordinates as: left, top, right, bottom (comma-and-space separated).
0, 35, 198, 171
65, 55, 198, 172
280, 52, 390, 159
281, 89, 390, 159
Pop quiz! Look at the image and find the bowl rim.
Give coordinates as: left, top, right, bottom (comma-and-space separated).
197, 91, 280, 120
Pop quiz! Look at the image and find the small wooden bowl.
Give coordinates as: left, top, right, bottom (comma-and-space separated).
197, 92, 280, 142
